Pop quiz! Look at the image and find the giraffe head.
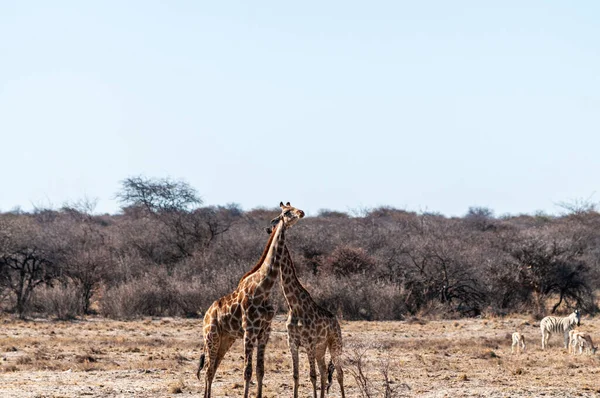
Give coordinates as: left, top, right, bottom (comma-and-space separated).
266, 202, 305, 233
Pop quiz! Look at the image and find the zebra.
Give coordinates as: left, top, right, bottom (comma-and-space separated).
568, 329, 582, 354
511, 332, 526, 354
540, 309, 581, 349
571, 332, 597, 355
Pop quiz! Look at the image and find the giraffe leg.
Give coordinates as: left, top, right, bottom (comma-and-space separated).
289, 341, 300, 398
316, 349, 327, 398
203, 333, 221, 398
243, 330, 257, 398
256, 315, 274, 398
330, 349, 345, 398
214, 335, 235, 372
308, 349, 318, 398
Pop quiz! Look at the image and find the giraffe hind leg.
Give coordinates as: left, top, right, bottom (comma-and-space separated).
307, 350, 318, 398
316, 351, 328, 398
202, 333, 234, 398
203, 344, 220, 398
328, 345, 345, 398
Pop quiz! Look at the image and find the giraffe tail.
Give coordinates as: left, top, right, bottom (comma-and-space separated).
196, 353, 206, 380
326, 359, 335, 393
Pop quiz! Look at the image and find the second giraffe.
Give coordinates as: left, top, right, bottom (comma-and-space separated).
268, 205, 346, 398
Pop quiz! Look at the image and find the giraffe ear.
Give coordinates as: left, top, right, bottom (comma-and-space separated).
286, 202, 291, 206
280, 201, 285, 208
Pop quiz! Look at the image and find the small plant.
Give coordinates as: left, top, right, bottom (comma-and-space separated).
16, 356, 32, 365
3, 365, 19, 372
168, 379, 185, 394
347, 342, 407, 398
173, 352, 189, 365
379, 353, 409, 397
347, 343, 373, 398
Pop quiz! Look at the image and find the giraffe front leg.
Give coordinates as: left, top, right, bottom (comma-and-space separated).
308, 349, 318, 398
243, 330, 256, 398
256, 320, 273, 398
288, 340, 300, 398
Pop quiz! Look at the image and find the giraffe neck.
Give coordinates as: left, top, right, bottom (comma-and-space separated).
250, 219, 286, 301
279, 245, 314, 313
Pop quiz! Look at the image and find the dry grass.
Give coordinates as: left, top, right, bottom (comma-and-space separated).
0, 315, 599, 397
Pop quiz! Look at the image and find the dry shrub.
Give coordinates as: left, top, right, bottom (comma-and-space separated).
16, 355, 32, 365
30, 284, 82, 319
2, 365, 19, 372
98, 269, 233, 319
99, 276, 182, 319
74, 354, 97, 363
306, 274, 406, 320
475, 349, 499, 359
168, 379, 185, 394
323, 245, 376, 277
405, 316, 428, 325
346, 342, 374, 398
416, 301, 460, 320
346, 341, 406, 398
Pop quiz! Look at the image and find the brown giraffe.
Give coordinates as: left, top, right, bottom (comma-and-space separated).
267, 212, 345, 398
197, 202, 305, 398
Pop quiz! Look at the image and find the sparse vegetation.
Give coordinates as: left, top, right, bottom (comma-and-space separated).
0, 316, 598, 396
1, 177, 599, 321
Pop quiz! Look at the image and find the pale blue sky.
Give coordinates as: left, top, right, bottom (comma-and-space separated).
1, 1, 599, 216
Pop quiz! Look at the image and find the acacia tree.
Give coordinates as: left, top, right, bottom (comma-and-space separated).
400, 216, 485, 315
0, 214, 57, 317
117, 176, 201, 262
499, 224, 593, 314
116, 177, 241, 265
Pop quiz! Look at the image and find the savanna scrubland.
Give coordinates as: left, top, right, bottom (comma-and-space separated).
1, 315, 599, 397
1, 177, 600, 397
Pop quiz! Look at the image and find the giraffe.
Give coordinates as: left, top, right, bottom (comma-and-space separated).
196, 202, 304, 398
266, 212, 345, 398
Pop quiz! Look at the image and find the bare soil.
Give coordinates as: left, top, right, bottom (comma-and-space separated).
1, 314, 599, 397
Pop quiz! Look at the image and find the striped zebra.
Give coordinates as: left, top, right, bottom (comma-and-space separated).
540, 309, 581, 349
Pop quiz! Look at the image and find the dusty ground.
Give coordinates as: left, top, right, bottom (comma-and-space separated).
1, 314, 599, 397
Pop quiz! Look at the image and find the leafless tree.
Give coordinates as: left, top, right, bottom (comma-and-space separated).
54, 207, 112, 314
0, 214, 57, 317
116, 177, 240, 263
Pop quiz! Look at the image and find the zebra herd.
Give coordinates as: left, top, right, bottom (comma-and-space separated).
512, 309, 598, 355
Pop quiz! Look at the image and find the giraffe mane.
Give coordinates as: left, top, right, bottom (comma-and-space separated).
239, 220, 281, 282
